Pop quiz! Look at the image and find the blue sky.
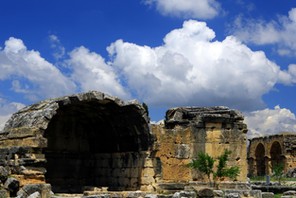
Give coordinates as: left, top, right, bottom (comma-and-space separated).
1, 0, 296, 138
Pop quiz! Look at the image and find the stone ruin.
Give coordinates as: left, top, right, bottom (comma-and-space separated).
248, 133, 296, 177
0, 91, 249, 197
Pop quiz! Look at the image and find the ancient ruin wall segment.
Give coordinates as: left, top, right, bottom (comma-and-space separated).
0, 91, 249, 194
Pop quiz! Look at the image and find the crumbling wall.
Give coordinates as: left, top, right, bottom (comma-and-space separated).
0, 91, 249, 196
0, 91, 152, 195
248, 133, 296, 176
152, 107, 248, 183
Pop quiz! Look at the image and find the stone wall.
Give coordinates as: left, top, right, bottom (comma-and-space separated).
0, 91, 249, 196
248, 133, 296, 177
152, 107, 248, 183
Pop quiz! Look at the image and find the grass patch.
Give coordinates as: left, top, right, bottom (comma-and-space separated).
250, 176, 296, 182
274, 193, 282, 198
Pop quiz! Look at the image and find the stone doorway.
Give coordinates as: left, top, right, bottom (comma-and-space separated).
255, 143, 266, 176
270, 141, 283, 170
43, 99, 151, 193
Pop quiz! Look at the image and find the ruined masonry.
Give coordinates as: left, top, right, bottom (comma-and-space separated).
248, 133, 296, 177
0, 91, 248, 197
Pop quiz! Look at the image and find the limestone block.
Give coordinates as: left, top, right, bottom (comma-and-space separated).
0, 166, 9, 182
125, 191, 145, 198
173, 191, 197, 198
284, 191, 296, 196
21, 167, 46, 176
198, 188, 214, 198
175, 144, 190, 159
142, 168, 155, 177
141, 176, 155, 185
225, 193, 240, 198
13, 174, 45, 186
0, 190, 9, 198
261, 192, 274, 198
144, 158, 154, 168
213, 190, 224, 197
144, 194, 158, 198
4, 177, 20, 194
161, 158, 191, 181
156, 143, 175, 158
27, 191, 41, 198
140, 184, 155, 192
6, 127, 40, 139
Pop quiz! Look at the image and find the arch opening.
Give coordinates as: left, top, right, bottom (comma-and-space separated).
44, 100, 151, 193
255, 143, 266, 176
270, 141, 284, 171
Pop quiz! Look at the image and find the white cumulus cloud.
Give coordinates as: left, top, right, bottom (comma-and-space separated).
230, 8, 296, 56
144, 0, 220, 19
0, 37, 76, 100
245, 106, 296, 139
107, 20, 283, 110
278, 64, 296, 85
49, 34, 66, 60
0, 99, 25, 131
68, 46, 129, 99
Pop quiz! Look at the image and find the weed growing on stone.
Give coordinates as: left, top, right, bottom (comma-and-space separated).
188, 149, 240, 188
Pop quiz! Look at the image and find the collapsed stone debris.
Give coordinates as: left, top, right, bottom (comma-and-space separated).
0, 91, 249, 197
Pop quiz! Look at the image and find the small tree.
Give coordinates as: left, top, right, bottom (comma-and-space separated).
188, 152, 215, 184
188, 149, 240, 188
272, 163, 284, 185
214, 149, 240, 181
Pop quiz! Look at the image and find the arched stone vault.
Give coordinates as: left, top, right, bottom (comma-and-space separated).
255, 143, 266, 176
0, 91, 153, 193
248, 133, 296, 177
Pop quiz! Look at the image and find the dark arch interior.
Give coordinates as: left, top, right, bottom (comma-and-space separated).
44, 100, 151, 193
255, 143, 266, 176
270, 141, 283, 170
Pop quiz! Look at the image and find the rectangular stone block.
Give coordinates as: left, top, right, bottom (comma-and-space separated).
142, 168, 155, 177
141, 176, 155, 185
144, 158, 154, 168
262, 192, 274, 198
175, 144, 190, 159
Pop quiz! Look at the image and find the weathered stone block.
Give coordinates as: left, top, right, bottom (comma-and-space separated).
0, 166, 9, 182
198, 188, 214, 198
142, 168, 155, 177
144, 158, 154, 168
213, 190, 224, 197
141, 176, 155, 185
284, 191, 296, 196
4, 177, 20, 194
175, 144, 190, 159
173, 190, 196, 198
125, 191, 145, 198
0, 189, 9, 198
27, 191, 41, 198
144, 194, 159, 198
226, 193, 241, 198
262, 192, 274, 198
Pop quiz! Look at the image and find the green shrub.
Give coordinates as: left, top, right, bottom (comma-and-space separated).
188, 149, 240, 188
